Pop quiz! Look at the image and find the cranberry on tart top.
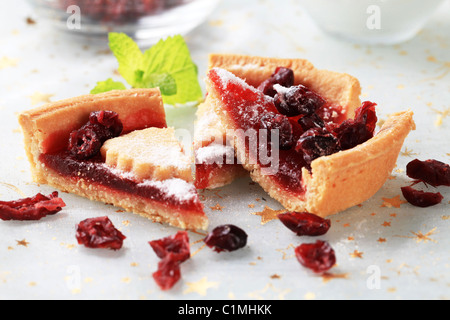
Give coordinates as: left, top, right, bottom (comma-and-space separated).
205, 65, 415, 218
19, 89, 207, 231
194, 54, 363, 190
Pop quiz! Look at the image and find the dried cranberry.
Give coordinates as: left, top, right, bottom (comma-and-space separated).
333, 102, 377, 150
152, 254, 182, 291
76, 216, 126, 250
150, 231, 191, 291
296, 127, 340, 166
89, 110, 123, 137
274, 85, 326, 117
298, 113, 325, 132
204, 225, 248, 253
401, 186, 443, 208
257, 67, 295, 97
406, 159, 450, 187
260, 112, 294, 150
68, 111, 123, 159
0, 191, 65, 221
278, 212, 331, 236
295, 240, 336, 274
149, 231, 190, 264
355, 101, 378, 134
68, 125, 103, 159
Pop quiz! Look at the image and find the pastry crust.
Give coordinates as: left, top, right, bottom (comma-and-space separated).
206, 67, 416, 217
19, 89, 167, 182
194, 54, 362, 189
18, 89, 208, 230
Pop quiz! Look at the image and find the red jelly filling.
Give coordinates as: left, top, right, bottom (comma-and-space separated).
40, 152, 203, 213
40, 110, 202, 214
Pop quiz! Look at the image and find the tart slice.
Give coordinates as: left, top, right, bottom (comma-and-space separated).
206, 67, 415, 217
194, 54, 362, 189
18, 89, 207, 230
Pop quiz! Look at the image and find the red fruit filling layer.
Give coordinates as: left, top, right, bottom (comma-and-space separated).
0, 191, 66, 221
40, 111, 203, 215
207, 67, 377, 195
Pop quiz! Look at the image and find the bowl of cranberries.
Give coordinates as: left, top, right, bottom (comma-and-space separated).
27, 0, 221, 45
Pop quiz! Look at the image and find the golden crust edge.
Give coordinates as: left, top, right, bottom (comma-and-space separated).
208, 53, 362, 117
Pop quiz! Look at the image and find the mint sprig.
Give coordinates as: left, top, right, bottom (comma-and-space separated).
91, 33, 203, 106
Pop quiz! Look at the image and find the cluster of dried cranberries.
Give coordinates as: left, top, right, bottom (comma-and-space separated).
295, 240, 336, 274
68, 110, 123, 160
278, 211, 335, 273
256, 67, 378, 167
401, 159, 449, 207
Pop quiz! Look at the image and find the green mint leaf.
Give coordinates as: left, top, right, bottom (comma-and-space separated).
107, 33, 203, 105
90, 78, 127, 94
141, 35, 203, 105
108, 32, 144, 88
140, 73, 177, 96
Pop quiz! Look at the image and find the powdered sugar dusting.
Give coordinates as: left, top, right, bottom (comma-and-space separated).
195, 143, 235, 165
138, 178, 197, 203
102, 164, 197, 203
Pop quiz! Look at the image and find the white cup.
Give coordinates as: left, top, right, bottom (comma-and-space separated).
299, 0, 446, 45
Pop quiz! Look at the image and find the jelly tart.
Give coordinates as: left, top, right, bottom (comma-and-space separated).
194, 54, 362, 189
18, 89, 207, 230
205, 66, 415, 217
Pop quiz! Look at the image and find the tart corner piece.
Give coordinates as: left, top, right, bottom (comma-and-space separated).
18, 89, 208, 231
206, 66, 415, 218
299, 110, 415, 216
194, 54, 363, 190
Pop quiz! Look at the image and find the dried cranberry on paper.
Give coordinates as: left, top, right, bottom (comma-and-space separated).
406, 159, 450, 187
76, 216, 126, 250
204, 225, 248, 253
401, 186, 443, 208
278, 212, 331, 236
152, 254, 182, 291
295, 240, 336, 274
0, 191, 66, 221
149, 231, 190, 264
149, 231, 191, 291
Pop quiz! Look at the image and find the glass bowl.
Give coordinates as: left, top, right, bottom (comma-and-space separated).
299, 0, 445, 45
27, 0, 221, 46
